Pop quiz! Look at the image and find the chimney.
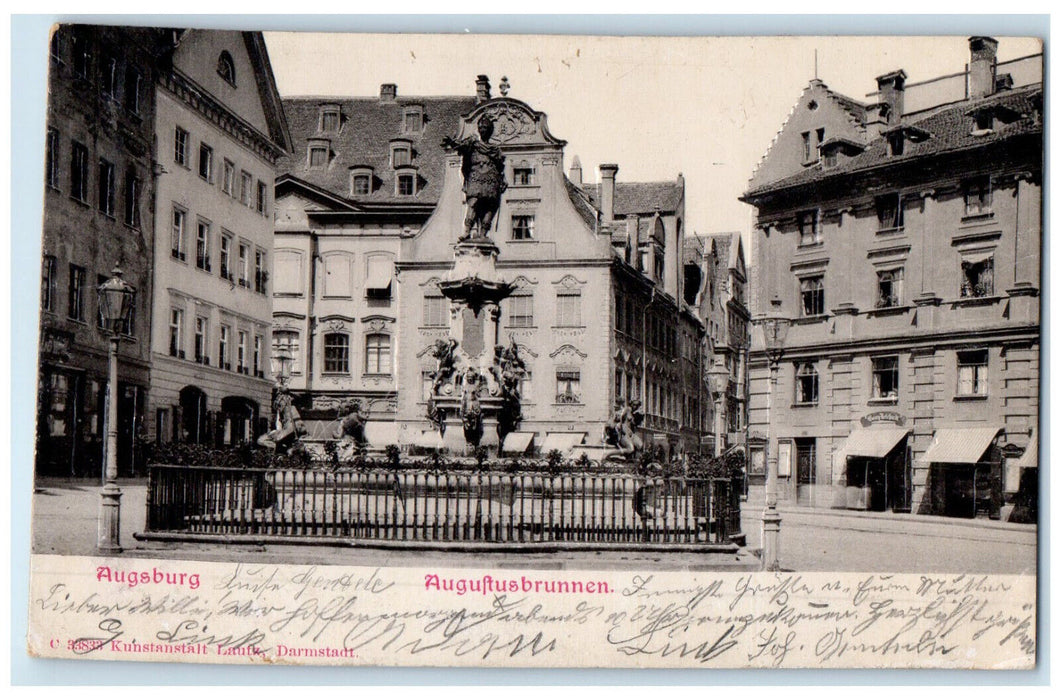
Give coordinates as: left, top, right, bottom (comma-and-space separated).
569, 155, 583, 185
475, 74, 491, 102
969, 36, 999, 99
380, 83, 397, 101
875, 70, 906, 126
599, 163, 618, 223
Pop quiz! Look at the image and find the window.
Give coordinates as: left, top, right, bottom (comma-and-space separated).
323, 333, 350, 374
887, 131, 904, 157
45, 129, 60, 190
219, 325, 230, 369
240, 171, 252, 206
308, 146, 328, 168
876, 193, 903, 231
194, 317, 208, 364
391, 144, 411, 167
123, 68, 141, 114
801, 131, 812, 162
320, 107, 340, 133
800, 276, 825, 317
508, 292, 534, 327
170, 207, 187, 260
396, 172, 415, 196
556, 370, 581, 404
70, 141, 89, 202
253, 335, 263, 376
237, 331, 248, 373
876, 269, 903, 308
351, 172, 371, 196
795, 362, 819, 405
195, 220, 211, 271
402, 106, 422, 133
272, 330, 300, 374
512, 162, 535, 185
961, 256, 994, 298
198, 143, 213, 182
365, 334, 392, 374
512, 214, 535, 240
219, 234, 233, 280
556, 290, 582, 327
66, 265, 85, 321
222, 159, 234, 195
169, 309, 184, 357
653, 245, 665, 283
816, 128, 825, 151
797, 209, 821, 246
871, 356, 899, 401
72, 32, 91, 79
238, 243, 250, 287
365, 257, 393, 300
97, 159, 115, 216
256, 180, 267, 215
174, 127, 189, 167
216, 51, 236, 86
41, 256, 57, 312
123, 168, 141, 228
254, 249, 267, 294
957, 349, 989, 397
964, 177, 992, 216
423, 293, 448, 327
822, 147, 838, 168
101, 54, 119, 100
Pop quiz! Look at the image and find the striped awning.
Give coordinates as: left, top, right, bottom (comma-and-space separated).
836, 426, 910, 460
1015, 430, 1038, 469
501, 431, 535, 455
540, 432, 586, 453
364, 421, 398, 447
922, 427, 1003, 464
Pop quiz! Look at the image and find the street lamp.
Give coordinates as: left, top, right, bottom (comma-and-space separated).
706, 357, 729, 458
97, 266, 135, 555
755, 301, 790, 571
272, 346, 293, 387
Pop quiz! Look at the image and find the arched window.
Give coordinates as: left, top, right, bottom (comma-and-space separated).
217, 51, 236, 86
795, 362, 819, 406
364, 333, 392, 375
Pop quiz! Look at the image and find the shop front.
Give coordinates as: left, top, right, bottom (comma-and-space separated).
921, 426, 1004, 519
834, 425, 911, 512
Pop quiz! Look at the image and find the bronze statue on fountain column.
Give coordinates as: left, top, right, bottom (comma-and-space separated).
443, 116, 507, 241
494, 338, 528, 445
603, 399, 645, 460
426, 338, 460, 436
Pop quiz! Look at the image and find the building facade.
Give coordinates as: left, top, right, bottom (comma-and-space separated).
742, 37, 1042, 518
148, 30, 290, 446
37, 25, 166, 476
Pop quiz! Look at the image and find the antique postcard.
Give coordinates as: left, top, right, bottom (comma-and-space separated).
24, 24, 1041, 671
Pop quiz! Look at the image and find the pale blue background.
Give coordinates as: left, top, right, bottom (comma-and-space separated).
10, 13, 1050, 686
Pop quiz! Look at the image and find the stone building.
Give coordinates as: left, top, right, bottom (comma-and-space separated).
37, 25, 168, 476
742, 37, 1042, 518
147, 30, 290, 446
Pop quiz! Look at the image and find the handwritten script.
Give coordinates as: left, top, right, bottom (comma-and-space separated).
28, 555, 1035, 668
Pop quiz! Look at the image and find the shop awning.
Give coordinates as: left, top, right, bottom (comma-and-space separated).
501, 431, 535, 455
1015, 430, 1038, 469
837, 426, 910, 460
365, 259, 393, 292
364, 421, 398, 447
540, 432, 586, 453
922, 427, 1003, 464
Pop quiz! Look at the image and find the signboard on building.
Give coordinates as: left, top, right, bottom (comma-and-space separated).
861, 411, 906, 427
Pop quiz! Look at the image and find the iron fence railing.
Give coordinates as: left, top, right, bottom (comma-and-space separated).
145, 464, 736, 545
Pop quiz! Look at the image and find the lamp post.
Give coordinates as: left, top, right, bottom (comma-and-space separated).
97, 266, 135, 555
272, 346, 293, 388
755, 303, 790, 571
706, 357, 730, 459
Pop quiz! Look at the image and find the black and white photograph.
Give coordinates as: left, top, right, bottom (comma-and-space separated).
20, 21, 1043, 672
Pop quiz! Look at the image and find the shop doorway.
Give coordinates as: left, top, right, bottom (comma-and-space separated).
795, 438, 816, 504
221, 396, 259, 445
178, 385, 208, 444
845, 437, 910, 512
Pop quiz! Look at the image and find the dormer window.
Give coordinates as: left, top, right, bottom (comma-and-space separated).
973, 111, 994, 134
402, 105, 423, 134
320, 105, 341, 133
350, 167, 373, 196
395, 168, 417, 196
888, 131, 905, 156
391, 141, 412, 168
307, 139, 330, 169
217, 51, 236, 87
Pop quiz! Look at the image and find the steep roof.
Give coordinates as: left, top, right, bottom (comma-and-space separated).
581, 181, 683, 215
279, 95, 478, 205
743, 83, 1042, 200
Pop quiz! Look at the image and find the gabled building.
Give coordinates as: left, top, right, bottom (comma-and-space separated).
742, 37, 1042, 518
147, 30, 290, 446
37, 25, 169, 477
